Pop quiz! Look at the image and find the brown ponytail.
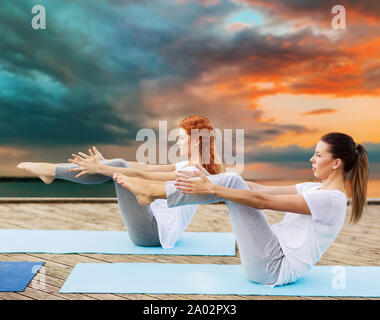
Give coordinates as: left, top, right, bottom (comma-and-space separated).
320, 133, 369, 224
348, 144, 369, 223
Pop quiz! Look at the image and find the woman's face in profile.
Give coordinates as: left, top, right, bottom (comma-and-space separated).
310, 140, 337, 179
177, 127, 190, 157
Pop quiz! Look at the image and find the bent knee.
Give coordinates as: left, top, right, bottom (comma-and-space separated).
223, 172, 246, 189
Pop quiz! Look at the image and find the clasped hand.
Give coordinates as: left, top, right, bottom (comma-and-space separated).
68, 146, 104, 178
175, 167, 215, 194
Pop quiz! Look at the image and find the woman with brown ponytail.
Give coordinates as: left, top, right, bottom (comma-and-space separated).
114, 132, 369, 286
17, 116, 224, 249
319, 133, 369, 224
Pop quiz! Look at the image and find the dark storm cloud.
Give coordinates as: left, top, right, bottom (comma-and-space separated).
244, 124, 317, 146
246, 144, 314, 163
0, 94, 141, 147
245, 141, 380, 164
160, 26, 337, 80
1, 0, 379, 154
0, 0, 241, 147
0, 1, 151, 147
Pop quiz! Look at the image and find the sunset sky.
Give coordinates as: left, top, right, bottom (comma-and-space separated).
1, 0, 379, 179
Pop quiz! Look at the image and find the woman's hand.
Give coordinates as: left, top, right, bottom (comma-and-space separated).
176, 164, 210, 179
174, 170, 215, 194
91, 146, 106, 161
68, 149, 101, 178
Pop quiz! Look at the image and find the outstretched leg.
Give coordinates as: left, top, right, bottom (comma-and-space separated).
17, 162, 56, 184
17, 159, 122, 184
19, 159, 160, 247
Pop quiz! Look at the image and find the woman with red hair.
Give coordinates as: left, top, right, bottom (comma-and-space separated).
17, 116, 224, 249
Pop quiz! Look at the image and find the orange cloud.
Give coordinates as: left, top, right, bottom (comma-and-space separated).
246, 0, 380, 26
301, 108, 338, 116
141, 4, 380, 152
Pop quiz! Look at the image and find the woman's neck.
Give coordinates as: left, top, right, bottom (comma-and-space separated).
321, 171, 345, 192
188, 154, 203, 167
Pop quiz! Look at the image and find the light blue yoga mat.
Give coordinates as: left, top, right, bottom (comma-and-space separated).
0, 261, 44, 292
0, 230, 235, 256
60, 263, 380, 297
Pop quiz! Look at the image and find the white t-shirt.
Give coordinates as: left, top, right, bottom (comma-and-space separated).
149, 161, 199, 249
270, 182, 347, 286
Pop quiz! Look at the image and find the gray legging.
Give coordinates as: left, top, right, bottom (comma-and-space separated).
166, 172, 284, 285
55, 158, 161, 247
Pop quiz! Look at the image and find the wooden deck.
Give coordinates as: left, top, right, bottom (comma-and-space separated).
0, 200, 379, 300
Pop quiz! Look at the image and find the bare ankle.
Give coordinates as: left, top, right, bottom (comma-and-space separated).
49, 164, 57, 177
147, 182, 166, 198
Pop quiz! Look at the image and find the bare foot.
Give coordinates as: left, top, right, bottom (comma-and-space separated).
17, 162, 56, 184
114, 175, 161, 206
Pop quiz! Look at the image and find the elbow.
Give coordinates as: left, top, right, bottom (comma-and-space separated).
138, 171, 147, 179
256, 199, 266, 210
249, 191, 266, 210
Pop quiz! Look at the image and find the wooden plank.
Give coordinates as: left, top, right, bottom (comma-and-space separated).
0, 202, 379, 300
0, 292, 34, 300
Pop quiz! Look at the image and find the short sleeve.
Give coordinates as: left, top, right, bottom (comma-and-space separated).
296, 182, 321, 194
301, 190, 333, 225
175, 161, 189, 171
295, 183, 306, 194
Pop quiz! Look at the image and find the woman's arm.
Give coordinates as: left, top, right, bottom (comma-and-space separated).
77, 146, 176, 172
245, 181, 298, 195
95, 163, 177, 181
123, 162, 176, 172
69, 152, 178, 181
176, 172, 310, 215
212, 185, 310, 215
